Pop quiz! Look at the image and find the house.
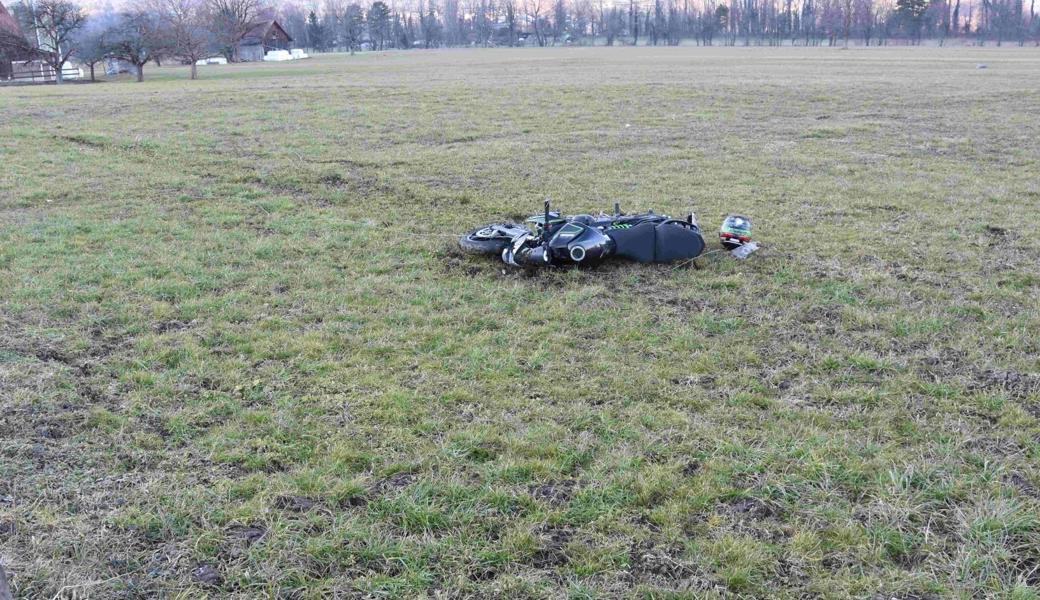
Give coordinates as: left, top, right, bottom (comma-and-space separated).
1, 1, 80, 82
237, 20, 292, 62
0, 0, 30, 80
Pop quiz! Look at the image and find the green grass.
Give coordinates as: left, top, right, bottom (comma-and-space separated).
1, 46, 1040, 598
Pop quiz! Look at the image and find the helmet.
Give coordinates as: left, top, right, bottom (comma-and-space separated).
719, 215, 752, 250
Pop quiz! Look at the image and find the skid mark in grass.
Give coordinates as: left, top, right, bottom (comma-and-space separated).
803, 126, 849, 139
274, 495, 320, 513
58, 133, 110, 148
530, 526, 573, 569
973, 369, 1039, 400
530, 479, 577, 505
726, 497, 776, 520
369, 472, 418, 495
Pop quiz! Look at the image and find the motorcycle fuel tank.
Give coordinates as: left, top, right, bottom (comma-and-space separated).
548, 222, 615, 264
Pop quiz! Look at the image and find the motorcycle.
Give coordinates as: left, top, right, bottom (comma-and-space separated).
460, 201, 707, 267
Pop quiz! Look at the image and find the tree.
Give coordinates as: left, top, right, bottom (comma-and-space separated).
206, 0, 262, 61
526, 0, 547, 45
278, 4, 307, 45
419, 0, 441, 46
605, 5, 624, 43
896, 0, 928, 41
571, 0, 592, 42
71, 12, 115, 81
306, 10, 326, 50
23, 0, 85, 84
841, 0, 853, 44
630, 0, 640, 43
714, 4, 729, 36
853, 0, 875, 43
342, 3, 364, 53
665, 3, 683, 44
650, 0, 664, 44
473, 0, 491, 46
107, 10, 166, 82
553, 0, 567, 43
322, 2, 340, 49
503, 0, 517, 45
442, 0, 459, 44
156, 0, 213, 79
368, 1, 390, 48
393, 11, 410, 47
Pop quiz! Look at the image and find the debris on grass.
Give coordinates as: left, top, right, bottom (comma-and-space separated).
225, 524, 266, 546
190, 564, 222, 587
273, 495, 319, 512
727, 497, 775, 519
731, 241, 760, 260
530, 479, 577, 505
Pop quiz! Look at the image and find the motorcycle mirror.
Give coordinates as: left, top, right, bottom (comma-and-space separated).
543, 199, 551, 243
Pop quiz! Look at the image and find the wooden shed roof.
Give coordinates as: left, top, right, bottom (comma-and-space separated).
241, 20, 292, 45
0, 1, 26, 40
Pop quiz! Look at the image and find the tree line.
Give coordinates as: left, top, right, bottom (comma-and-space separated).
2, 0, 276, 82
2, 0, 1037, 85
271, 0, 1040, 51
281, 0, 1039, 50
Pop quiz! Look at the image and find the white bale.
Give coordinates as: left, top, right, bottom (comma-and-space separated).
263, 50, 293, 62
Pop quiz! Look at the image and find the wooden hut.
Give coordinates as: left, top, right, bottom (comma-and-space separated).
237, 20, 292, 62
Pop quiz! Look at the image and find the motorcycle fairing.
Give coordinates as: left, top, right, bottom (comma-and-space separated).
549, 222, 614, 264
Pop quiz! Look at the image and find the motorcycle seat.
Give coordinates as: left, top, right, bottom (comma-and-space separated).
607, 221, 704, 263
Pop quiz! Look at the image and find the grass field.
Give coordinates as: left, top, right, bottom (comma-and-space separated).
2, 47, 1040, 599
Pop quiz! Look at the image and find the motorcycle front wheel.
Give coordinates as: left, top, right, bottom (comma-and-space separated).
459, 225, 522, 255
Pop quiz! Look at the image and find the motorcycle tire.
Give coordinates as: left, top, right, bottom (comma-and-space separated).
459, 227, 513, 255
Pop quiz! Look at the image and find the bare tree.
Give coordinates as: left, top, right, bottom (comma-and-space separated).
443, 0, 459, 44
572, 0, 592, 41
553, 0, 567, 42
72, 11, 115, 81
107, 10, 166, 82
605, 5, 624, 43
156, 0, 213, 78
630, 0, 640, 44
207, 0, 262, 61
503, 0, 517, 45
472, 0, 491, 45
841, 0, 853, 43
525, 0, 547, 45
24, 0, 85, 83
419, 0, 442, 46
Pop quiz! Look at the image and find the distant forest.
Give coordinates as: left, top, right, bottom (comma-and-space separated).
3, 0, 1038, 86
270, 0, 1040, 49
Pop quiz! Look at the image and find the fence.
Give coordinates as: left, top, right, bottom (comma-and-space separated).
2, 61, 82, 83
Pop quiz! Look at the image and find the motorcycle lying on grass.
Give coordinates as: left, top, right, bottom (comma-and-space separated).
460, 201, 712, 267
